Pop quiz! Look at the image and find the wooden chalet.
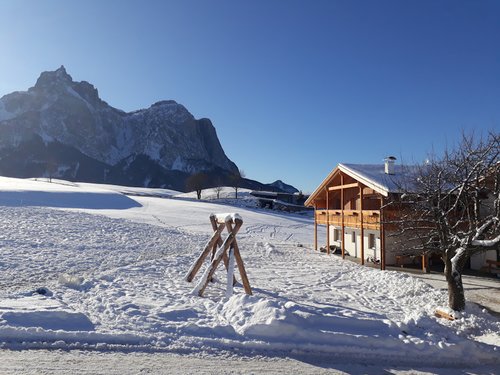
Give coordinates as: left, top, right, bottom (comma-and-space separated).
305, 157, 418, 270
306, 157, 500, 274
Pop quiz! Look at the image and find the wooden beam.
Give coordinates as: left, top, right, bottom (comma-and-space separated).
185, 222, 225, 282
314, 203, 318, 251
360, 185, 365, 266
326, 188, 330, 254
341, 173, 345, 259
435, 309, 455, 321
422, 254, 430, 273
210, 215, 237, 284
197, 220, 243, 296
328, 182, 359, 191
228, 223, 252, 295
380, 197, 386, 271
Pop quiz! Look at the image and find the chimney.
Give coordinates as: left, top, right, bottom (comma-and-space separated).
384, 156, 397, 175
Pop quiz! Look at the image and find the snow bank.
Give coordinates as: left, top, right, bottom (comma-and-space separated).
218, 292, 498, 365
0, 294, 146, 348
0, 294, 90, 332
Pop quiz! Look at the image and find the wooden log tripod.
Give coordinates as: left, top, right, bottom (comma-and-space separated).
185, 213, 252, 297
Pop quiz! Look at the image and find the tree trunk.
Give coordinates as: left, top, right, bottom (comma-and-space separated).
443, 248, 467, 311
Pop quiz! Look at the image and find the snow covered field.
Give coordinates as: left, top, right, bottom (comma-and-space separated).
0, 177, 499, 374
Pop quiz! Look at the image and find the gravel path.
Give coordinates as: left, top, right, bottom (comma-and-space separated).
0, 349, 495, 375
406, 271, 500, 316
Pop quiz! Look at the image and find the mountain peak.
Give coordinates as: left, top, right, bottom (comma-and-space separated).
268, 180, 299, 193
152, 100, 179, 107
55, 65, 70, 78
145, 100, 194, 124
34, 65, 73, 89
0, 66, 241, 191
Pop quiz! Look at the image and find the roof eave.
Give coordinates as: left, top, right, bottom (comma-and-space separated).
305, 164, 395, 207
338, 164, 390, 197
304, 166, 341, 207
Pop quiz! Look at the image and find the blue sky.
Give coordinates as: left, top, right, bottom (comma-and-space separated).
0, 0, 499, 192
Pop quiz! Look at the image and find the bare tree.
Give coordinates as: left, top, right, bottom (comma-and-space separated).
213, 179, 224, 199
186, 172, 209, 200
231, 169, 245, 199
390, 131, 500, 311
45, 159, 58, 183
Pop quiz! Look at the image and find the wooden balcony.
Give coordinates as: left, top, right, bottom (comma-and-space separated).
315, 209, 381, 230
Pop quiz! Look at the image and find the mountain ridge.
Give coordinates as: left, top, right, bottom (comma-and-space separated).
0, 66, 297, 192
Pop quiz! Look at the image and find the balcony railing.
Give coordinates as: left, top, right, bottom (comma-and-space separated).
315, 209, 382, 230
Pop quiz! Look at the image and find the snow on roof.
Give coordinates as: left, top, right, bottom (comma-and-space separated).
339, 163, 416, 195
305, 162, 418, 205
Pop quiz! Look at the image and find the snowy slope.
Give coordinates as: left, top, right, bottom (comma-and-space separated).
0, 177, 498, 370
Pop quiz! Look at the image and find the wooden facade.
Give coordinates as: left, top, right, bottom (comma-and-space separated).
307, 160, 499, 273
306, 166, 390, 270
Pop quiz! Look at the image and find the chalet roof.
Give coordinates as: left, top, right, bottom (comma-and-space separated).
339, 163, 415, 195
305, 162, 417, 206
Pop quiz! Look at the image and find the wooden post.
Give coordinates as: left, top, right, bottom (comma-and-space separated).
231, 234, 252, 295
185, 222, 226, 282
380, 198, 386, 271
196, 219, 242, 296
422, 254, 430, 273
326, 188, 330, 254
209, 215, 223, 258
210, 214, 237, 284
314, 203, 318, 251
360, 184, 365, 266
187, 214, 252, 297
196, 227, 239, 296
341, 173, 345, 259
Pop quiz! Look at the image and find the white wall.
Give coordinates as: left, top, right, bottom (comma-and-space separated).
329, 224, 498, 270
470, 250, 498, 271
328, 226, 380, 261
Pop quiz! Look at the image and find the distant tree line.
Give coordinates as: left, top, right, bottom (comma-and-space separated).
186, 168, 245, 200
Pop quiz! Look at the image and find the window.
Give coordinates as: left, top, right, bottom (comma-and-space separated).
351, 231, 356, 243
333, 229, 340, 242
369, 233, 376, 249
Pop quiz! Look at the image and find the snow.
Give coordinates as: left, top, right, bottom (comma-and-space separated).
213, 212, 243, 223
0, 177, 498, 372
144, 140, 162, 161
0, 100, 18, 122
339, 163, 418, 195
0, 177, 141, 209
0, 295, 94, 331
175, 186, 254, 201
472, 234, 500, 247
171, 156, 187, 171
225, 249, 236, 297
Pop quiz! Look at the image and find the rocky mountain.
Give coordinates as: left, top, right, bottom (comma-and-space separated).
0, 66, 241, 190
0, 66, 298, 193
268, 180, 299, 194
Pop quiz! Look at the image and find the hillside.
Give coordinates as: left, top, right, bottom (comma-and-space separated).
0, 177, 498, 373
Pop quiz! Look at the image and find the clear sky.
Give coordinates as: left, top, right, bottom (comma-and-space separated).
0, 0, 499, 192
